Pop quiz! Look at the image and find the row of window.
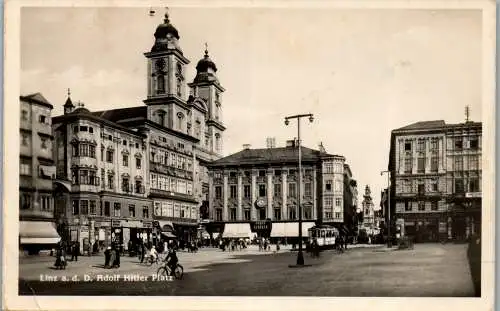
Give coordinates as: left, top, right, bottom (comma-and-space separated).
153, 202, 198, 219
215, 182, 314, 200
150, 149, 192, 171
454, 178, 480, 193
324, 197, 343, 207
150, 173, 193, 195
403, 156, 439, 174
401, 201, 439, 212
400, 179, 439, 194
215, 169, 313, 179
72, 200, 150, 218
21, 110, 50, 125
20, 193, 52, 210
404, 139, 440, 152
21, 133, 49, 150
213, 206, 313, 221
324, 212, 342, 219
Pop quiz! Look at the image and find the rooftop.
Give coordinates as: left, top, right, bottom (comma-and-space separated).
209, 146, 343, 167
20, 93, 53, 109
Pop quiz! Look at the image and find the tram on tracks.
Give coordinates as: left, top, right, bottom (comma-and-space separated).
308, 225, 340, 249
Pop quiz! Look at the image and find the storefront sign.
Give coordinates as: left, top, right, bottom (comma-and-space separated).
80, 226, 89, 232
143, 221, 152, 228
465, 192, 481, 198
111, 219, 121, 227
96, 221, 111, 227
120, 220, 143, 228
80, 231, 89, 239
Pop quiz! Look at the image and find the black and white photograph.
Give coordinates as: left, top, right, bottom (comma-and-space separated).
3, 0, 496, 310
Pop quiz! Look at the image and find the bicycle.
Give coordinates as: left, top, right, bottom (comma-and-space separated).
156, 263, 184, 280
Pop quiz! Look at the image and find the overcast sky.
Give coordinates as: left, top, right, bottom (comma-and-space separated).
21, 7, 482, 209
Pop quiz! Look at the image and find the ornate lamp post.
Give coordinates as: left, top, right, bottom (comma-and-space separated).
381, 170, 392, 248
285, 113, 314, 266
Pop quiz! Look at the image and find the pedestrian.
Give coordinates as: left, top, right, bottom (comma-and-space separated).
70, 242, 78, 261
104, 246, 111, 268
140, 242, 146, 263
54, 243, 66, 269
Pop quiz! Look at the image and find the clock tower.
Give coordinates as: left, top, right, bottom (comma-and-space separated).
144, 11, 190, 108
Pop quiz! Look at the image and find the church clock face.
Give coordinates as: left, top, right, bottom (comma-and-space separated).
155, 58, 166, 71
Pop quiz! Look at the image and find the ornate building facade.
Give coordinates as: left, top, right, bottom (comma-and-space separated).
19, 93, 60, 254
206, 140, 347, 241
51, 12, 226, 251
388, 120, 482, 242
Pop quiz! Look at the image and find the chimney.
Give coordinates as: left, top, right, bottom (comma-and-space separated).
266, 137, 276, 149
243, 144, 251, 150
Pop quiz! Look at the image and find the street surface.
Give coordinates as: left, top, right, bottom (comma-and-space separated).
19, 243, 475, 296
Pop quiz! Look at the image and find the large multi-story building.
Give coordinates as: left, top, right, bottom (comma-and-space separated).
51, 12, 226, 252
388, 119, 482, 242
206, 140, 348, 242
19, 93, 61, 254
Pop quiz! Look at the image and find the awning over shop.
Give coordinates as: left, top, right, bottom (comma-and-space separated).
270, 222, 315, 238
157, 220, 174, 232
20, 221, 61, 245
161, 231, 176, 238
222, 223, 252, 238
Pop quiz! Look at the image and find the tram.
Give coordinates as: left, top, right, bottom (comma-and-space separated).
308, 225, 339, 249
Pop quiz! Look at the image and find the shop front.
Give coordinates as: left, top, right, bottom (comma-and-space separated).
19, 220, 61, 255
269, 221, 315, 244
398, 212, 447, 243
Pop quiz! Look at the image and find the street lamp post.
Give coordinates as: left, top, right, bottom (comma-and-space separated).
381, 170, 391, 248
285, 113, 314, 266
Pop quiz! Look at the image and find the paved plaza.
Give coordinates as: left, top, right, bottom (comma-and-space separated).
19, 243, 475, 296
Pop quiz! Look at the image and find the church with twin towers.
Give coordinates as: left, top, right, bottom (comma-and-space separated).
36, 10, 227, 253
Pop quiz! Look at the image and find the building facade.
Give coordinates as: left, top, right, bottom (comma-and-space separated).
206, 141, 348, 242
19, 93, 60, 254
388, 120, 482, 242
343, 165, 358, 235
51, 12, 225, 251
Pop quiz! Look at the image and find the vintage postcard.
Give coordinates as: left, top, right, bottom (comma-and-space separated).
3, 0, 496, 310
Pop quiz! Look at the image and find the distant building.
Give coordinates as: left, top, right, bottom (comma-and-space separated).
361, 185, 376, 234
19, 93, 60, 254
206, 141, 348, 241
388, 119, 481, 242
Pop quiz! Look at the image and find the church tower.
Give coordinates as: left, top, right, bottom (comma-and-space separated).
188, 45, 226, 156
144, 11, 190, 133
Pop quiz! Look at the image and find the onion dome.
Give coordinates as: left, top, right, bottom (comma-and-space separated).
193, 47, 219, 84
196, 48, 217, 73
151, 12, 181, 53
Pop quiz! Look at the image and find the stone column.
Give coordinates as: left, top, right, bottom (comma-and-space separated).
237, 171, 243, 221
282, 170, 287, 220
267, 169, 273, 220
251, 169, 257, 220
223, 172, 228, 222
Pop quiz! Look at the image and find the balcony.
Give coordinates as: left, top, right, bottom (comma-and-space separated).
149, 161, 193, 180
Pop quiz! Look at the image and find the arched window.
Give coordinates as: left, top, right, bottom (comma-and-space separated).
176, 78, 182, 97
156, 75, 165, 94
215, 133, 221, 152
157, 111, 166, 127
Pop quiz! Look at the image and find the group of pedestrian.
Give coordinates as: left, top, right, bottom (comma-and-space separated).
219, 238, 248, 251
53, 242, 67, 269
258, 238, 272, 252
